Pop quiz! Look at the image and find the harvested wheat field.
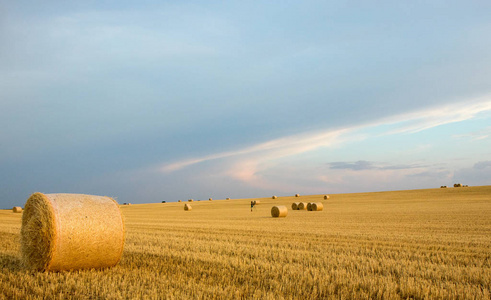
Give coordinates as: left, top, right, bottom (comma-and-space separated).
1, 186, 490, 299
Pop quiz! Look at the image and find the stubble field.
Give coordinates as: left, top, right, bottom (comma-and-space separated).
1, 186, 490, 299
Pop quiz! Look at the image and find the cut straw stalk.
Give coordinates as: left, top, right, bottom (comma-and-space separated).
20, 193, 125, 272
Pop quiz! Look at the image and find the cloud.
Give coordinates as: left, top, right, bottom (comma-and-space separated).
473, 161, 491, 170
327, 161, 427, 171
160, 95, 491, 175
454, 161, 491, 186
453, 127, 491, 141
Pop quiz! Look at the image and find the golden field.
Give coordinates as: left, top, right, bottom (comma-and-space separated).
1, 186, 490, 299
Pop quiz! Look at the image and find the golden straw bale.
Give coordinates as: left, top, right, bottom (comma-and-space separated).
188, 199, 193, 202
307, 203, 313, 211
184, 203, 192, 211
297, 202, 308, 210
253, 200, 260, 205
324, 195, 330, 200
311, 202, 324, 211
295, 194, 300, 197
13, 206, 23, 213
291, 202, 299, 210
178, 200, 182, 202
272, 195, 277, 199
20, 193, 125, 272
271, 206, 288, 218
209, 198, 212, 201
226, 198, 230, 200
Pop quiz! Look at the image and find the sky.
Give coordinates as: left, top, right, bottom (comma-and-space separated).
1, 1, 491, 208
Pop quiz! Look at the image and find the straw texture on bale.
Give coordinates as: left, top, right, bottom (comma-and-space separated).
253, 200, 260, 205
13, 206, 23, 213
307, 203, 313, 211
311, 202, 324, 211
184, 203, 192, 211
297, 202, 308, 210
295, 194, 300, 197
324, 195, 330, 200
20, 193, 125, 272
272, 196, 277, 199
291, 202, 299, 210
271, 206, 288, 218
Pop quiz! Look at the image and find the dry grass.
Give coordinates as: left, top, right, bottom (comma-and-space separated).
1, 186, 490, 299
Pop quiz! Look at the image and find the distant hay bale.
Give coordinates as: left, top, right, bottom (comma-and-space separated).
226, 197, 230, 200
188, 199, 194, 202
13, 206, 23, 213
209, 198, 212, 201
295, 194, 300, 197
253, 200, 261, 205
324, 195, 330, 200
272, 195, 277, 199
162, 201, 166, 203
297, 202, 308, 210
271, 206, 288, 218
291, 202, 299, 210
454, 183, 462, 187
184, 203, 192, 211
440, 186, 447, 188
311, 202, 323, 211
20, 193, 125, 272
178, 200, 182, 202
307, 203, 313, 211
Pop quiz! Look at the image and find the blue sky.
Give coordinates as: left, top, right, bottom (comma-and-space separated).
1, 1, 490, 208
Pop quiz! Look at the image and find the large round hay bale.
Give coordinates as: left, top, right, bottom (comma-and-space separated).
311, 202, 323, 211
295, 194, 300, 197
188, 199, 193, 202
272, 195, 277, 199
184, 203, 192, 211
324, 195, 330, 200
253, 200, 260, 205
291, 202, 299, 210
226, 197, 230, 200
307, 203, 313, 211
297, 202, 308, 210
271, 206, 287, 218
13, 206, 23, 213
20, 193, 125, 272
209, 198, 212, 201
178, 200, 182, 202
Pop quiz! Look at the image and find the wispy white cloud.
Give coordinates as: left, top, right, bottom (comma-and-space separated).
160, 95, 491, 175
